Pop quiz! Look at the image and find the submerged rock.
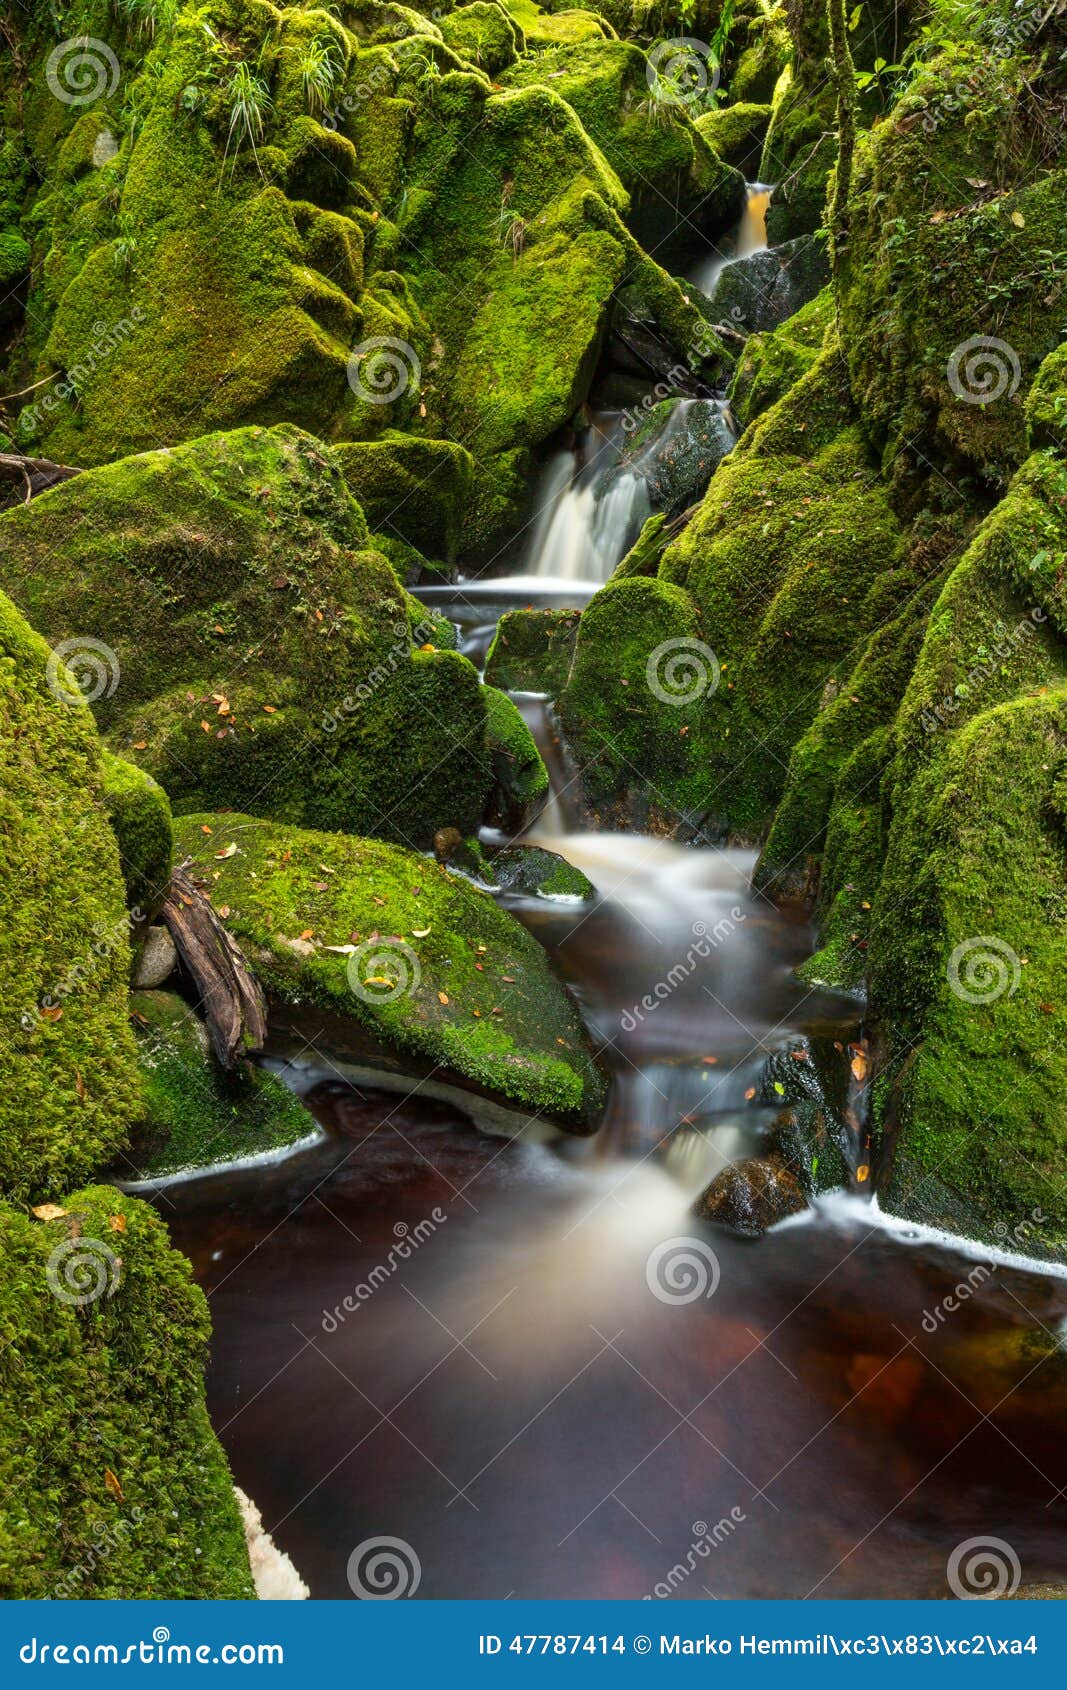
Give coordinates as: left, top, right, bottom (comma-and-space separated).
175, 814, 607, 1131
695, 1153, 807, 1238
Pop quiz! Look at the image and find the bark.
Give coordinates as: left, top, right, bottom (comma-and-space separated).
0, 451, 83, 502
161, 867, 268, 1069
826, 0, 857, 282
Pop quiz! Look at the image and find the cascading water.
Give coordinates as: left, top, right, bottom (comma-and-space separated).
691, 182, 773, 297
158, 180, 1067, 1604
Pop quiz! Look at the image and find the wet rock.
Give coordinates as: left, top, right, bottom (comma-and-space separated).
695, 1154, 807, 1238
133, 924, 177, 989
707, 236, 829, 336
433, 828, 494, 880
484, 608, 580, 697
623, 398, 737, 521
492, 846, 595, 901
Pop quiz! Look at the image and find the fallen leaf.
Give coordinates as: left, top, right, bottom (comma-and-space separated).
701, 1056, 719, 1066
438, 991, 449, 1005
262, 704, 277, 714
1010, 210, 1025, 228
104, 1469, 125, 1503
744, 1087, 756, 1101
132, 740, 147, 750
32, 1204, 67, 1221
851, 1052, 868, 1083
217, 905, 230, 919
299, 928, 314, 941
109, 1215, 127, 1233
215, 843, 237, 858
856, 1164, 870, 1183
215, 695, 230, 714
412, 927, 431, 938
40, 1005, 63, 1023
200, 720, 211, 733
200, 824, 213, 835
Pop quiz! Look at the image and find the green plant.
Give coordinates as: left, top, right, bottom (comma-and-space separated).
497, 205, 527, 259
298, 30, 344, 116
112, 0, 179, 41
221, 60, 271, 181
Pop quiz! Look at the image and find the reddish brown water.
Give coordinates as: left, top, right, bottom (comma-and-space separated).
158, 835, 1067, 1601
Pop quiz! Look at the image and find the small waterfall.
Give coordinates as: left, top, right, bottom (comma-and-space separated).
527, 413, 650, 584
692, 181, 773, 297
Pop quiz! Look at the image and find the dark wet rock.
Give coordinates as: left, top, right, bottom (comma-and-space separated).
433, 827, 494, 882
707, 235, 829, 335
695, 1153, 807, 1238
492, 846, 595, 901
623, 398, 737, 521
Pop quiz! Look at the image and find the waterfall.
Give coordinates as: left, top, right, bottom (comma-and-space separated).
691, 181, 774, 297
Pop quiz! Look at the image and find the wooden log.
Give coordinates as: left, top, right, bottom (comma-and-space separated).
160, 866, 268, 1068
0, 451, 83, 502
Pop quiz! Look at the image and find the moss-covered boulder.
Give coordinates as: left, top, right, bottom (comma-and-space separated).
695, 102, 772, 176
492, 844, 595, 899
484, 607, 580, 695
0, 591, 140, 1201
333, 433, 475, 565
101, 752, 173, 919
728, 285, 833, 431
483, 684, 550, 830
0, 1190, 252, 1596
124, 990, 315, 1181
175, 812, 606, 1128
0, 425, 494, 846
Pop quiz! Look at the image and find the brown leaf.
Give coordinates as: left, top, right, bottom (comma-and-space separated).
851, 1052, 868, 1084
32, 1203, 68, 1222
856, 1164, 870, 1183
438, 991, 449, 1005
109, 1215, 127, 1233
104, 1468, 125, 1502
40, 1005, 63, 1023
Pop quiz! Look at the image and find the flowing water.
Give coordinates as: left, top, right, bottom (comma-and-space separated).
691, 183, 773, 298
157, 185, 1067, 1602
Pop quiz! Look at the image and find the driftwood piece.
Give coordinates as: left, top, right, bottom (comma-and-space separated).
0, 451, 83, 502
161, 866, 268, 1068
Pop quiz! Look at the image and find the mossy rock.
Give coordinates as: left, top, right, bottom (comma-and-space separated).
728, 285, 834, 432
332, 433, 476, 564
695, 103, 772, 176
483, 684, 550, 830
558, 574, 716, 828
0, 591, 140, 1202
440, 1, 523, 72
612, 511, 670, 580
484, 607, 581, 695
101, 751, 173, 920
492, 844, 595, 899
0, 425, 494, 847
500, 39, 746, 263
0, 1190, 252, 1597
123, 991, 315, 1182
174, 812, 606, 1129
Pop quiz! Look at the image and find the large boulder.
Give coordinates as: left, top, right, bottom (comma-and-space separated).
174, 812, 607, 1129
0, 425, 494, 846
0, 590, 140, 1200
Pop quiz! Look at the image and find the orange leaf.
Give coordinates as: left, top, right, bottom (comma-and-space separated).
104, 1468, 125, 1502
856, 1164, 870, 1183
438, 991, 449, 1005
109, 1215, 127, 1233
851, 1053, 868, 1083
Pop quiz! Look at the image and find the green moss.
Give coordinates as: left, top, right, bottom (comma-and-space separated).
612, 511, 669, 580
485, 607, 581, 695
173, 812, 606, 1127
100, 751, 173, 919
0, 425, 493, 846
440, 1, 522, 72
559, 574, 714, 827
492, 843, 595, 899
695, 102, 772, 176
483, 683, 550, 827
0, 590, 140, 1202
124, 990, 314, 1180
0, 1189, 252, 1596
332, 432, 475, 564
727, 285, 833, 432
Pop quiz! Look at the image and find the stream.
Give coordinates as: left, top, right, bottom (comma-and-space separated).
156, 185, 1067, 1603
